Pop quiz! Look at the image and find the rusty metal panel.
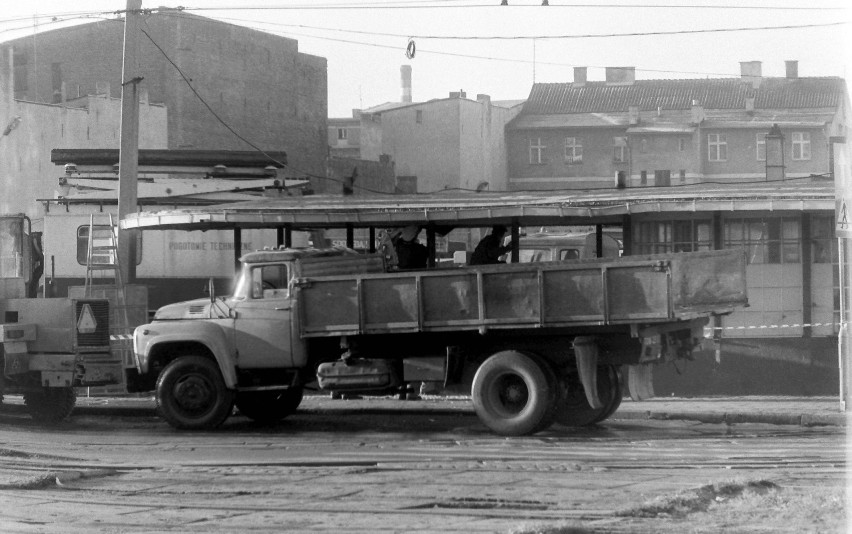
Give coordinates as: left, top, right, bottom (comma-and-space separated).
422, 273, 479, 327
300, 279, 360, 334
542, 268, 605, 322
481, 271, 540, 322
362, 276, 419, 331
670, 249, 748, 311
606, 266, 670, 321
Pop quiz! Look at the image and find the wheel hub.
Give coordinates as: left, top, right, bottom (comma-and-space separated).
174, 375, 212, 411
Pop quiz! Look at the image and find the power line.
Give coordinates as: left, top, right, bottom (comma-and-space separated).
200, 17, 846, 41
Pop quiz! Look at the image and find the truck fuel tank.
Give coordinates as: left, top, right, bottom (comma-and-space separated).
316, 359, 401, 392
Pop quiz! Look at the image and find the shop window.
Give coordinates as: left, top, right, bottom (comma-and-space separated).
632, 219, 712, 255
724, 217, 800, 264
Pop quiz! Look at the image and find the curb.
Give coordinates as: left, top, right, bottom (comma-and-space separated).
2, 398, 846, 427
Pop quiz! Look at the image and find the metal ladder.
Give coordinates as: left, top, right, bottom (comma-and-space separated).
84, 213, 132, 352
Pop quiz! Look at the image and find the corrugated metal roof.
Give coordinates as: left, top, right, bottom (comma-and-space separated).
522, 77, 846, 115
121, 180, 835, 231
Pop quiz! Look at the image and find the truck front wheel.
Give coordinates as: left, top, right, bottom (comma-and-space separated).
471, 351, 554, 436
236, 387, 304, 423
156, 356, 234, 430
23, 387, 76, 424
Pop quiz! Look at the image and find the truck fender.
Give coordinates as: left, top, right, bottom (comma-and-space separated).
134, 321, 237, 389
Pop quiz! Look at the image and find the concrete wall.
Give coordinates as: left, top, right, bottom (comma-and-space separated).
1, 12, 328, 178
457, 99, 519, 192
369, 97, 519, 193
381, 100, 461, 193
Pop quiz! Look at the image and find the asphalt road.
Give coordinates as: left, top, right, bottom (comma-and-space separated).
0, 403, 846, 533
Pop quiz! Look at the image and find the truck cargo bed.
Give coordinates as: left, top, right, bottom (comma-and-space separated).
297, 249, 747, 337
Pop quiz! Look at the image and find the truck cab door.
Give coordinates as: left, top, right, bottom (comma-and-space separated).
232, 263, 294, 369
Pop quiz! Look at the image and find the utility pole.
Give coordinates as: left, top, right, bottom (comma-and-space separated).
117, 0, 142, 283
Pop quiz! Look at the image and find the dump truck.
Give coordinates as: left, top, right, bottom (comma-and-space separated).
131, 245, 747, 436
0, 214, 122, 422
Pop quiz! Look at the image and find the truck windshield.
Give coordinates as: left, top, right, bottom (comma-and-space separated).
234, 263, 290, 300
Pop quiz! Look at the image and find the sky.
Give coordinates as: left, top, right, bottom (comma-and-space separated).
1, 1, 850, 117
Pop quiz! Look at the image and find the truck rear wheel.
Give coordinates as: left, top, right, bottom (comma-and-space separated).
156, 356, 234, 430
236, 387, 304, 423
554, 364, 621, 427
471, 350, 554, 436
23, 387, 76, 424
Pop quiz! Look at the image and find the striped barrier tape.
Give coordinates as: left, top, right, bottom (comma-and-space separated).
706, 321, 847, 331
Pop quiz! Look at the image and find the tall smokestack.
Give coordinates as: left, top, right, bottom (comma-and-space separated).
401, 65, 412, 103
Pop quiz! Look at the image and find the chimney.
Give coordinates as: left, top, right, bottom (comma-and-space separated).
476, 94, 491, 106
573, 67, 587, 86
745, 96, 755, 114
605, 67, 635, 85
628, 105, 640, 125
690, 100, 705, 125
400, 65, 412, 103
785, 60, 798, 79
95, 82, 110, 96
449, 90, 466, 99
739, 61, 762, 89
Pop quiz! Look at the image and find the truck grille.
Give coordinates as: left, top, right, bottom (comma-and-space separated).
76, 300, 111, 348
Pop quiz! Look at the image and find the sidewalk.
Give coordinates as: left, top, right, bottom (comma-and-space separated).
2, 394, 847, 427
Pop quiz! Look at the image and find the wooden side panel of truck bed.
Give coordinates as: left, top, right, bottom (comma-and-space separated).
297, 249, 747, 337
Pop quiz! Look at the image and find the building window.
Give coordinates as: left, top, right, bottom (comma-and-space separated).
415, 110, 423, 124
640, 138, 648, 154
792, 132, 811, 160
724, 217, 800, 264
811, 215, 838, 264
564, 137, 583, 164
529, 138, 545, 165
613, 137, 627, 163
678, 138, 686, 152
77, 225, 142, 266
756, 132, 766, 161
708, 133, 727, 161
640, 170, 647, 185
679, 170, 686, 183
633, 219, 712, 254
337, 128, 348, 140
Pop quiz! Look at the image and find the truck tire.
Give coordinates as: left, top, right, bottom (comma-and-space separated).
527, 353, 559, 433
554, 364, 621, 427
471, 350, 554, 436
236, 387, 304, 423
23, 387, 76, 424
156, 356, 234, 430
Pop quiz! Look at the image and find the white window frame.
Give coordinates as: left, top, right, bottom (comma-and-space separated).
756, 132, 766, 161
708, 133, 727, 162
529, 138, 545, 164
564, 137, 583, 164
792, 131, 811, 160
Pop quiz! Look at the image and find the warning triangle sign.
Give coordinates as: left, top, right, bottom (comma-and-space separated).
77, 303, 98, 334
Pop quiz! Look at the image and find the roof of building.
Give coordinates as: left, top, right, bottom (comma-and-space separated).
120, 178, 835, 231
521, 77, 846, 115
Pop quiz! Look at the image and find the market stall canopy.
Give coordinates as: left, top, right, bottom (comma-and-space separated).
119, 179, 835, 232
